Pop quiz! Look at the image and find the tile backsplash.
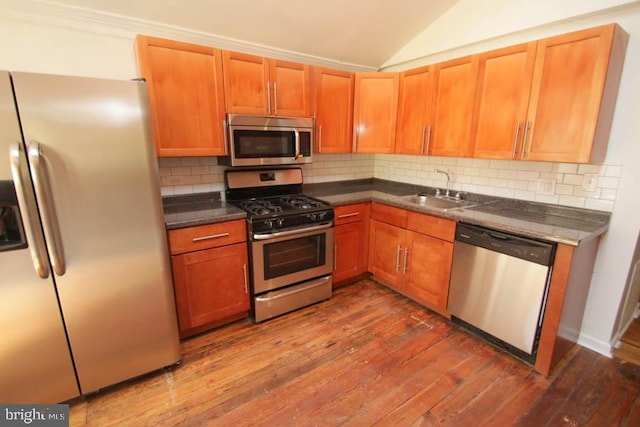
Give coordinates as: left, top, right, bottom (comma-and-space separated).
158, 154, 620, 212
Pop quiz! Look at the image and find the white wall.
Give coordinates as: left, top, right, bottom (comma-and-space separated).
0, 10, 136, 79
382, 0, 640, 354
1, 0, 638, 355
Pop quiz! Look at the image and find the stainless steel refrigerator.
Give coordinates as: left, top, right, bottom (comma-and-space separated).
0, 71, 181, 404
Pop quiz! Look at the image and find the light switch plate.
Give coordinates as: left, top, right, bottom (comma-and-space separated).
582, 173, 598, 192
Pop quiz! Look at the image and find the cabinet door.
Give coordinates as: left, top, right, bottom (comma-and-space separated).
270, 59, 311, 117
368, 219, 405, 290
334, 221, 369, 284
471, 43, 537, 159
314, 67, 354, 153
222, 51, 270, 115
136, 35, 227, 157
525, 24, 627, 163
395, 65, 434, 155
353, 73, 399, 153
430, 56, 478, 157
404, 231, 454, 315
171, 243, 249, 337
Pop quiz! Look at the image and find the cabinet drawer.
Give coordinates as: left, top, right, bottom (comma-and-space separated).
407, 211, 455, 242
168, 220, 246, 255
334, 203, 369, 226
371, 202, 408, 228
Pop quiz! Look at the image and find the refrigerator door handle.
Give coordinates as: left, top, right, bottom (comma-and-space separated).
27, 141, 66, 276
8, 142, 51, 279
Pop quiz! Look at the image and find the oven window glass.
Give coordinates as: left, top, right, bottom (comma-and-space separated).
233, 130, 296, 158
263, 233, 325, 279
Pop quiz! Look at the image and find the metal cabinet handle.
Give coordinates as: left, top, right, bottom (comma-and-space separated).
222, 119, 229, 155
192, 232, 230, 242
512, 121, 521, 159
334, 243, 337, 271
395, 244, 402, 272
420, 126, 427, 154
9, 142, 50, 279
521, 121, 531, 159
242, 263, 248, 294
318, 125, 322, 152
273, 82, 278, 115
267, 81, 271, 115
425, 126, 432, 154
353, 126, 359, 151
403, 248, 409, 274
337, 212, 360, 219
27, 141, 66, 276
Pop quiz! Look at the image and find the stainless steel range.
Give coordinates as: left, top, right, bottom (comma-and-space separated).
226, 168, 333, 322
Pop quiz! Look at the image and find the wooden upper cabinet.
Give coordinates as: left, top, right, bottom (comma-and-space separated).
395, 65, 434, 155
222, 51, 269, 115
222, 51, 310, 116
353, 72, 399, 153
270, 59, 311, 116
430, 56, 479, 157
313, 67, 354, 153
471, 42, 537, 160
135, 35, 227, 157
524, 24, 628, 163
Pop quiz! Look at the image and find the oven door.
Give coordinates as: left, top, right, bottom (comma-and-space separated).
252, 223, 333, 294
228, 125, 312, 166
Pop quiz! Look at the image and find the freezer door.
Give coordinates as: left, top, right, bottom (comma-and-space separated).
0, 71, 80, 403
11, 72, 181, 394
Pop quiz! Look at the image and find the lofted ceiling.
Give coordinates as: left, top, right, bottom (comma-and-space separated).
44, 0, 460, 68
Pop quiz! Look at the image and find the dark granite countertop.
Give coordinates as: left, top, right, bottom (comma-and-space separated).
304, 179, 610, 246
163, 192, 246, 230
162, 180, 609, 246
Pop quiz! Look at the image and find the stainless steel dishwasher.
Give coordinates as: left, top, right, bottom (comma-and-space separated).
448, 223, 556, 364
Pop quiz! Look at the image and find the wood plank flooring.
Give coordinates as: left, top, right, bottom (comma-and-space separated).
69, 280, 640, 426
613, 315, 640, 367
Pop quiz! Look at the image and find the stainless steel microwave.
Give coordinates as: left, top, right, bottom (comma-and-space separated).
220, 114, 314, 167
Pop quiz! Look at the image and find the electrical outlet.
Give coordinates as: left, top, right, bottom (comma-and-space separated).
582, 173, 598, 192
536, 178, 556, 195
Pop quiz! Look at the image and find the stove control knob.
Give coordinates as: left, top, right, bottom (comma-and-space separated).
264, 219, 273, 229
276, 218, 284, 227
317, 212, 326, 220
308, 213, 317, 221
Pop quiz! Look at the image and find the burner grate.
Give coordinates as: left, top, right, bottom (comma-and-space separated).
240, 200, 283, 216
280, 195, 325, 210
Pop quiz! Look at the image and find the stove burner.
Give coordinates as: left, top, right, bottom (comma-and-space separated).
280, 195, 324, 210
240, 200, 283, 216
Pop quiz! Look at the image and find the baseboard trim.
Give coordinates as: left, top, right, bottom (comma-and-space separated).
577, 333, 613, 358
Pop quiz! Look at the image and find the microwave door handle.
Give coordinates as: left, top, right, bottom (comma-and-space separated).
293, 128, 301, 160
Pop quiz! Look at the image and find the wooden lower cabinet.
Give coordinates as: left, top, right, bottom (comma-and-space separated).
168, 220, 250, 338
368, 219, 406, 291
333, 203, 370, 285
171, 243, 249, 338
368, 203, 455, 316
404, 231, 453, 316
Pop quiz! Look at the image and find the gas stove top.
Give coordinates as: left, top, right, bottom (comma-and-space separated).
230, 194, 333, 233
238, 195, 327, 216
225, 168, 334, 234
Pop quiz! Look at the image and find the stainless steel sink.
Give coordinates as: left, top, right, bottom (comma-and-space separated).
395, 193, 479, 211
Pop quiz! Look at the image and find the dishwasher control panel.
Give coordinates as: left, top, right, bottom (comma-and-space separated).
455, 223, 555, 266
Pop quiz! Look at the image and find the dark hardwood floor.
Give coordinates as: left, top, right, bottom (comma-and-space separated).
69, 280, 640, 426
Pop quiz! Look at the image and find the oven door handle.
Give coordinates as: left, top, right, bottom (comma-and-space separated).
253, 222, 333, 241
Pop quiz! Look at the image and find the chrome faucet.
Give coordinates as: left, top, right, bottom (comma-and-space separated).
434, 168, 450, 197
